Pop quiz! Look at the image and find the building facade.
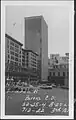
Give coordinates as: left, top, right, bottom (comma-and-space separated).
5, 34, 39, 85
50, 54, 69, 66
24, 49, 39, 71
21, 48, 27, 68
50, 54, 59, 66
24, 16, 48, 80
48, 64, 69, 88
5, 34, 23, 72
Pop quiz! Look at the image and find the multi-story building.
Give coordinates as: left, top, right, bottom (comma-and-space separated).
50, 54, 59, 65
59, 56, 69, 64
48, 66, 69, 88
5, 34, 39, 84
23, 49, 39, 71
24, 15, 48, 81
5, 34, 23, 72
21, 49, 39, 84
48, 53, 69, 88
50, 54, 69, 66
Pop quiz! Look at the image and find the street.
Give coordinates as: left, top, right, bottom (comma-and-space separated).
5, 87, 69, 115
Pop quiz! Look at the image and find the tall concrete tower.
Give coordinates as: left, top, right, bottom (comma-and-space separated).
24, 16, 48, 80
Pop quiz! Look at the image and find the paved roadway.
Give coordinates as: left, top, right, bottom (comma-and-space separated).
5, 87, 69, 115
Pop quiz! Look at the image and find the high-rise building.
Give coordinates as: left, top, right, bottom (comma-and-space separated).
24, 16, 48, 80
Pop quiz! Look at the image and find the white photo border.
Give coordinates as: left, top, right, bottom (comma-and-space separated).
1, 1, 74, 119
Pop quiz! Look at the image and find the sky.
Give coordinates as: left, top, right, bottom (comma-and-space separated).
5, 1, 72, 58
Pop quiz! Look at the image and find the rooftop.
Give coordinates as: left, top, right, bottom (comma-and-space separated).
49, 67, 69, 72
24, 15, 48, 27
24, 15, 43, 20
22, 48, 39, 56
5, 34, 23, 46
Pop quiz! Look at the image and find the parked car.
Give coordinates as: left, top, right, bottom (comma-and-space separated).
61, 86, 69, 89
52, 84, 56, 88
40, 85, 52, 89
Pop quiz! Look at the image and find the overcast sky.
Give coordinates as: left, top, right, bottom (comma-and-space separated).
5, 1, 72, 58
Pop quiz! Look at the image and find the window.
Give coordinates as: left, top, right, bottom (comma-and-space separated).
50, 72, 51, 76
22, 59, 25, 62
22, 55, 25, 58
15, 48, 19, 53
8, 55, 10, 58
10, 51, 14, 55
10, 41, 14, 46
19, 51, 21, 54
53, 72, 55, 76
33, 64, 36, 67
10, 46, 14, 50
15, 62, 18, 65
11, 56, 14, 60
53, 66, 55, 68
15, 57, 18, 61
8, 60, 9, 63
22, 63, 25, 66
15, 44, 19, 48
63, 72, 65, 76
19, 59, 21, 62
15, 53, 18, 57
22, 52, 25, 55
58, 72, 60, 76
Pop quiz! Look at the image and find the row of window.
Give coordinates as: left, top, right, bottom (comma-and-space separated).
8, 46, 20, 53
9, 40, 20, 49
31, 57, 36, 61
50, 72, 69, 76
8, 60, 21, 65
9, 56, 27, 62
31, 60, 37, 64
31, 53, 36, 58
22, 55, 25, 59
8, 51, 21, 58
31, 64, 36, 67
7, 48, 37, 61
8, 49, 21, 54
53, 65, 68, 69
8, 55, 21, 62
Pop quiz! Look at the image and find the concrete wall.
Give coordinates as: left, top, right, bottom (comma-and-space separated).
25, 16, 48, 80
41, 17, 48, 80
25, 16, 41, 55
